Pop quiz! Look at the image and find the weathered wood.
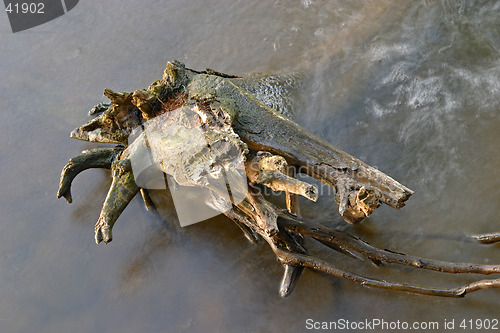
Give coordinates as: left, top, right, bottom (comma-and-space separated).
58, 61, 500, 298
188, 72, 413, 222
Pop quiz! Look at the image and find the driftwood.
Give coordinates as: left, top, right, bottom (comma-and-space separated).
472, 232, 500, 244
58, 61, 500, 297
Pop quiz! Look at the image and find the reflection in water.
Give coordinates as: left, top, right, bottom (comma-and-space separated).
1, 0, 500, 332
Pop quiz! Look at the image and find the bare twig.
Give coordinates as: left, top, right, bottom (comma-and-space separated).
275, 248, 500, 298
471, 232, 500, 244
278, 215, 500, 275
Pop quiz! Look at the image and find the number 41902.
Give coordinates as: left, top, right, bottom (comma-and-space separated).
460, 319, 499, 330
5, 3, 45, 14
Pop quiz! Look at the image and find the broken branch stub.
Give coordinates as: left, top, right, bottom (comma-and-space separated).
214, 75, 414, 223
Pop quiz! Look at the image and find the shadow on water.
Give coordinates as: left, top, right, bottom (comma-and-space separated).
2, 0, 500, 332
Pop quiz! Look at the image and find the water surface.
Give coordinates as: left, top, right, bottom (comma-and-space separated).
1, 1, 500, 332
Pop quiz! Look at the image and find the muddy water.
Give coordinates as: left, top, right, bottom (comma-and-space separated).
1, 1, 500, 332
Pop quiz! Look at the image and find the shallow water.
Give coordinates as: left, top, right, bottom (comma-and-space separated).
1, 1, 500, 332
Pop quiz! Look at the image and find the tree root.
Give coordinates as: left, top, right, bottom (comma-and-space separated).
223, 188, 500, 297
276, 248, 500, 298
58, 61, 500, 298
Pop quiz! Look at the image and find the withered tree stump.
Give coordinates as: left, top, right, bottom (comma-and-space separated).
58, 61, 500, 297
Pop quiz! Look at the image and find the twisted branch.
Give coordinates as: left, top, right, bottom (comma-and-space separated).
223, 188, 500, 298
